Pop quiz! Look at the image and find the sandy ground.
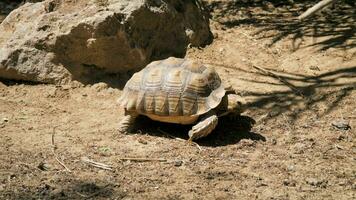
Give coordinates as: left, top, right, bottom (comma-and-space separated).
0, 0, 355, 199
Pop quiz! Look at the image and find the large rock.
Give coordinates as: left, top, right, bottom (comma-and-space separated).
0, 0, 212, 84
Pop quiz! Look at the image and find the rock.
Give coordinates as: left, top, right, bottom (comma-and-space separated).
332, 119, 351, 130
270, 138, 277, 145
283, 179, 296, 187
2, 117, 9, 123
38, 162, 52, 171
0, 0, 212, 84
91, 82, 108, 92
306, 178, 328, 188
309, 65, 320, 71
287, 165, 296, 172
173, 160, 183, 167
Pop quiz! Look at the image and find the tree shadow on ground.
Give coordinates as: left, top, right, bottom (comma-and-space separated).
238, 65, 356, 123
1, 180, 120, 200
204, 0, 355, 50
133, 114, 265, 147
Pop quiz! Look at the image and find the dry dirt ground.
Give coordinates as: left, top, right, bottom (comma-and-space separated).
0, 0, 355, 199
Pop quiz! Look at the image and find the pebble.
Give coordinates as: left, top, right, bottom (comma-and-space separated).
38, 162, 52, 171
309, 65, 320, 71
137, 138, 148, 145
283, 179, 296, 187
173, 160, 183, 167
332, 119, 351, 130
287, 165, 296, 172
61, 84, 72, 90
271, 138, 277, 145
306, 178, 327, 188
91, 82, 108, 92
352, 183, 356, 190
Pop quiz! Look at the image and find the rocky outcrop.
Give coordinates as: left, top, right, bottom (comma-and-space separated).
0, 0, 212, 84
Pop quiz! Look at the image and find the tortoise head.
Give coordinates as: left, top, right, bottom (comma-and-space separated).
224, 83, 245, 113
216, 93, 246, 117
227, 94, 246, 114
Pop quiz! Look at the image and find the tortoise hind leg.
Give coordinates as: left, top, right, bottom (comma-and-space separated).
188, 111, 218, 141
118, 111, 138, 133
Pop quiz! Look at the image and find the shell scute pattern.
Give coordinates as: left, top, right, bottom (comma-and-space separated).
119, 57, 225, 117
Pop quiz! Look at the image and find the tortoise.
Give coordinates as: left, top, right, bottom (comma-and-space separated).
118, 57, 245, 141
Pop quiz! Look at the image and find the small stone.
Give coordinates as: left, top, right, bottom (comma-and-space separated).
173, 160, 183, 167
306, 178, 327, 188
46, 88, 57, 97
352, 183, 356, 190
268, 108, 280, 117
293, 143, 307, 154
2, 117, 9, 122
107, 88, 116, 94
91, 82, 108, 92
334, 144, 344, 150
287, 165, 295, 172
239, 139, 256, 147
138, 138, 147, 145
332, 119, 351, 130
61, 84, 71, 90
70, 81, 84, 88
309, 66, 320, 71
38, 162, 52, 171
283, 179, 296, 187
271, 138, 277, 145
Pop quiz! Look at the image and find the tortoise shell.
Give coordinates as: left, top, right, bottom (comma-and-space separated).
118, 57, 226, 122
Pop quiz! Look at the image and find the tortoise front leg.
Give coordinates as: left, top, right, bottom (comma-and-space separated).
188, 111, 218, 141
118, 111, 138, 134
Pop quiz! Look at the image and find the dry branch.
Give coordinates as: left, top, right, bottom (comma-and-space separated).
51, 127, 72, 172
298, 0, 338, 21
118, 157, 168, 162
157, 127, 203, 151
81, 157, 113, 170
252, 65, 305, 97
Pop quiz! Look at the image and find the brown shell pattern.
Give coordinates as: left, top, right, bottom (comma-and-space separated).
119, 57, 226, 116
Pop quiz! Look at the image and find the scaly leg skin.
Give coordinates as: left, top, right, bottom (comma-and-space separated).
118, 113, 138, 134
188, 112, 218, 141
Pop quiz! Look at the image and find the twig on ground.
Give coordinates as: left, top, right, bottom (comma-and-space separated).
81, 157, 113, 171
157, 127, 203, 151
118, 157, 167, 162
298, 0, 338, 21
252, 65, 305, 97
51, 127, 72, 172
